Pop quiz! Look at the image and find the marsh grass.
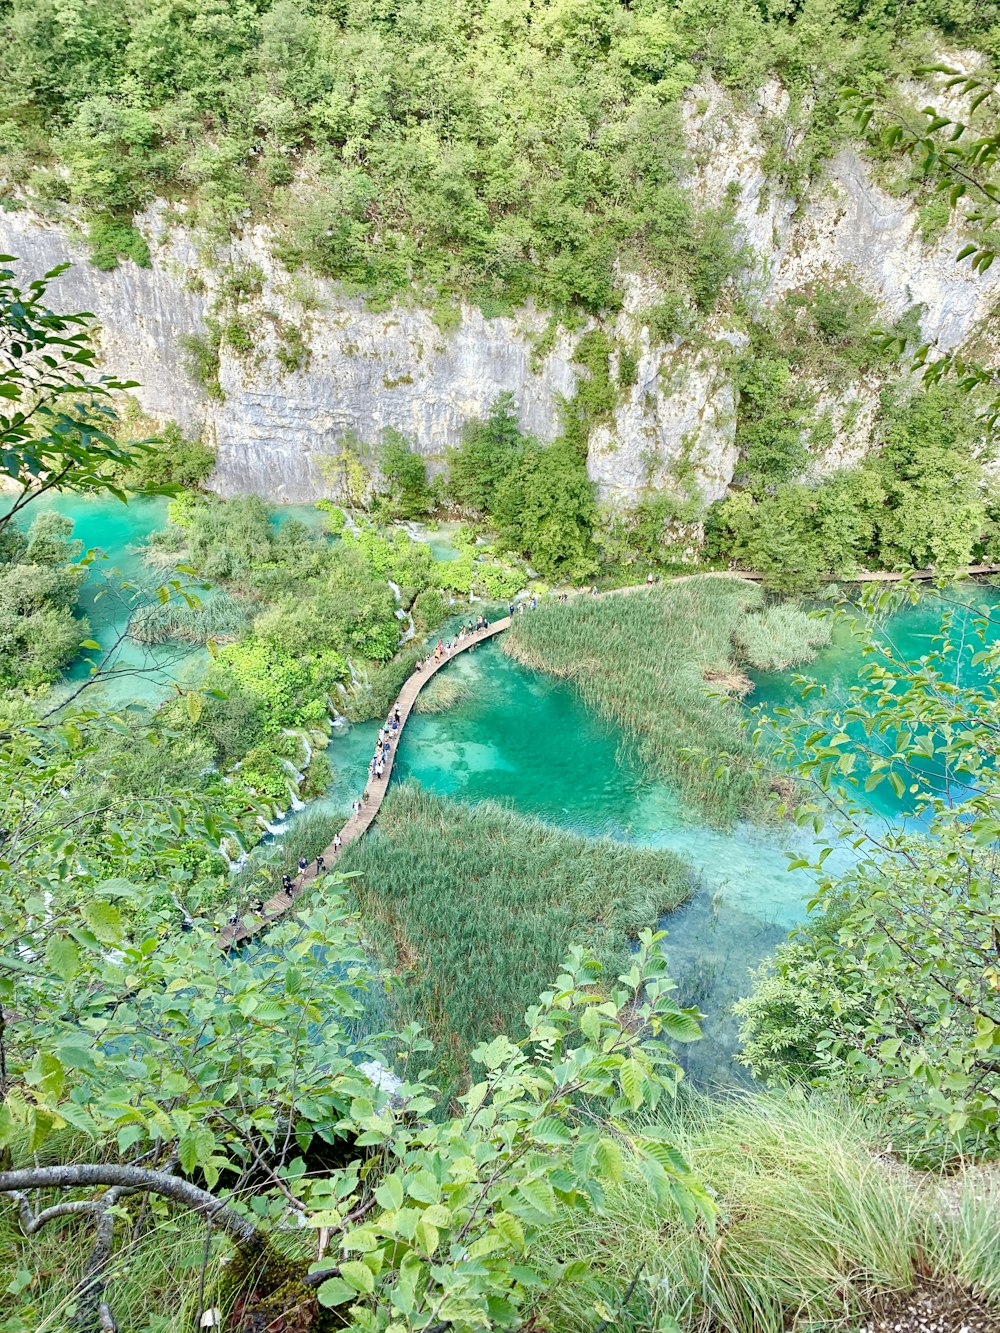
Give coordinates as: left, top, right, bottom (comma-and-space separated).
339, 784, 693, 1089
535, 1094, 1000, 1333
503, 580, 826, 822
412, 672, 472, 713
130, 591, 252, 645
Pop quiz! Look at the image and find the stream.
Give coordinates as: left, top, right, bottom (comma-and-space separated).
20, 494, 1000, 1088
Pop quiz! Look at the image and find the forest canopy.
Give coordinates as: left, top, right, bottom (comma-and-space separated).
2, 0, 996, 307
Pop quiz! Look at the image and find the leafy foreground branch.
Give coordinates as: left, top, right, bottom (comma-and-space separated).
0, 894, 709, 1332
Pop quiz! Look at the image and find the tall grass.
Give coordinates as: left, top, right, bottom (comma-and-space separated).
503, 580, 824, 823
339, 783, 693, 1090
412, 672, 472, 713
130, 591, 252, 645
534, 1093, 1000, 1333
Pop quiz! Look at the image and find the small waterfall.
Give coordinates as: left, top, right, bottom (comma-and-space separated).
387, 578, 416, 644
279, 757, 304, 783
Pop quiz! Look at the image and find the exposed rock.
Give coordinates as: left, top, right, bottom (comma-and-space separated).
3, 75, 1000, 511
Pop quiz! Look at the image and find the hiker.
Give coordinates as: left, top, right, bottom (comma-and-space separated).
363, 787, 370, 805
394, 703, 401, 722
316, 854, 325, 873
383, 739, 390, 756
391, 717, 399, 733
378, 727, 385, 744
415, 658, 423, 671
298, 855, 308, 874
590, 584, 598, 595
435, 640, 444, 659
483, 615, 489, 629
647, 572, 654, 585
333, 833, 343, 853
282, 873, 293, 894
376, 759, 384, 779
530, 596, 537, 610
508, 602, 514, 617
352, 798, 361, 816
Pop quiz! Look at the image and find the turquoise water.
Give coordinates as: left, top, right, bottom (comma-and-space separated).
16, 493, 1000, 1086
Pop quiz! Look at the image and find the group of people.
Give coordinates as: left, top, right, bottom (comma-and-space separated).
223, 594, 595, 938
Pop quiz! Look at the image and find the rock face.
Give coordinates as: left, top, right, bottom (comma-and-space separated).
2, 78, 999, 509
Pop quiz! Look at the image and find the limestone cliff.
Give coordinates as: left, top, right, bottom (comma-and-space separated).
2, 77, 998, 509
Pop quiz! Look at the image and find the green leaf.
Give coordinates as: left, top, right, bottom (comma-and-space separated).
316, 1278, 356, 1308
82, 900, 123, 944
45, 935, 80, 983
339, 1260, 375, 1294
375, 1175, 404, 1211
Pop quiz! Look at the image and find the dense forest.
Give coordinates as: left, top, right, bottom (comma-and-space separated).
3, 0, 1000, 1330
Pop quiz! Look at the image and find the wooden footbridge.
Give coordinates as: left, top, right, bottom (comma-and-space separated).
218, 616, 512, 948
217, 557, 1000, 948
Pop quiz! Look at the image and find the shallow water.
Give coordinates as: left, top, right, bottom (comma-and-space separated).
19, 493, 1000, 1086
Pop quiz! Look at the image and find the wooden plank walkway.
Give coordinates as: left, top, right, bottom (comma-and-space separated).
218, 618, 511, 948
217, 557, 1000, 947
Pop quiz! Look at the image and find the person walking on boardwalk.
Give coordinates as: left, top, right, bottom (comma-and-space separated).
352, 798, 362, 816
315, 854, 325, 874
363, 787, 370, 805
333, 832, 343, 853
508, 602, 514, 618
394, 703, 401, 723
298, 855, 308, 874
282, 873, 293, 895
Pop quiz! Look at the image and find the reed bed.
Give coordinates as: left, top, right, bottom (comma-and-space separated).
339, 784, 693, 1089
535, 1093, 1000, 1333
129, 591, 252, 645
412, 672, 472, 713
503, 579, 818, 823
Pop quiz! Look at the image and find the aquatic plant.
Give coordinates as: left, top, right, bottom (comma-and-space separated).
339, 783, 694, 1091
412, 672, 472, 713
502, 579, 803, 823
129, 590, 252, 644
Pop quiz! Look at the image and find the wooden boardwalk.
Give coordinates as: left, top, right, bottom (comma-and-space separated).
218, 618, 511, 948
217, 557, 1000, 947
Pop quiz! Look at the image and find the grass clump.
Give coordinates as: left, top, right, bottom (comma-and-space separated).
412, 672, 471, 713
534, 1094, 1000, 1333
130, 590, 252, 645
503, 579, 817, 823
340, 784, 693, 1090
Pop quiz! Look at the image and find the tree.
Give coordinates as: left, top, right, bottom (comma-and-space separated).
738, 585, 1000, 1158
0, 255, 155, 538
447, 394, 527, 515
377, 430, 431, 519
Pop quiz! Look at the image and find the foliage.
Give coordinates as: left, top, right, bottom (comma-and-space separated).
211, 637, 346, 733
110, 419, 215, 492
449, 396, 598, 579
0, 256, 152, 535
0, 813, 708, 1333
536, 1093, 1000, 1333
178, 321, 224, 401
340, 783, 695, 1090
0, 509, 88, 687
447, 394, 527, 516
712, 383, 993, 589
85, 216, 151, 271
739, 588, 1000, 1159
377, 430, 432, 519
503, 579, 809, 822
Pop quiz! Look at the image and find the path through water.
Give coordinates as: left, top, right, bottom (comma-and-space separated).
21, 495, 1000, 1087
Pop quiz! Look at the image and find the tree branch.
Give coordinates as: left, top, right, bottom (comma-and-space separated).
0, 1164, 260, 1247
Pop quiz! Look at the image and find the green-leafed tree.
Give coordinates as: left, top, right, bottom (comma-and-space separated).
738, 585, 1000, 1159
